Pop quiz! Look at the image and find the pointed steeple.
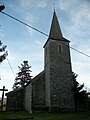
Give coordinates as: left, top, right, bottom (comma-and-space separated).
49, 11, 63, 40
43, 11, 69, 48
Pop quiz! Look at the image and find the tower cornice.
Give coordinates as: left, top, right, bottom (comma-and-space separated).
43, 37, 70, 48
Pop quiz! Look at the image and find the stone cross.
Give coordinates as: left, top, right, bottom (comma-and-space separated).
0, 86, 8, 111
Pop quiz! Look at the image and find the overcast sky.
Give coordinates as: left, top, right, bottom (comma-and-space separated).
0, 0, 90, 97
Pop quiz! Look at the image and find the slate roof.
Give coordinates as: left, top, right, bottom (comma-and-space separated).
43, 11, 70, 48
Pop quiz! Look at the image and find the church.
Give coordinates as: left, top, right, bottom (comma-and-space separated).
6, 11, 75, 112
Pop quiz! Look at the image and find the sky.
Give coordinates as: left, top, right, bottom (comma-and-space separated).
0, 0, 90, 97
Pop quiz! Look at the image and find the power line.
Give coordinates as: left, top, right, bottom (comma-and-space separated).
6, 58, 15, 77
1, 11, 90, 58
70, 46, 90, 58
1, 12, 48, 37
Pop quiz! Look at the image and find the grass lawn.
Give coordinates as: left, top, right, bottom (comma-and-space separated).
0, 111, 90, 120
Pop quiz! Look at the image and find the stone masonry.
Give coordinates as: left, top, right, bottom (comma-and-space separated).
43, 11, 75, 111
6, 11, 75, 112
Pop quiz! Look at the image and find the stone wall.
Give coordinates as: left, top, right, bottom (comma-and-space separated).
25, 82, 32, 113
50, 39, 75, 111
44, 38, 75, 112
44, 39, 51, 110
32, 71, 46, 110
6, 87, 25, 111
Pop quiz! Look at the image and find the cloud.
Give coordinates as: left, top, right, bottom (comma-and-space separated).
25, 13, 38, 24
70, 5, 90, 32
7, 1, 39, 36
71, 47, 90, 86
24, 13, 39, 36
0, 29, 4, 38
36, 0, 47, 8
20, 0, 47, 9
0, 71, 14, 96
25, 27, 33, 36
57, 0, 77, 10
20, 0, 30, 8
0, 0, 90, 93
71, 60, 90, 87
56, 0, 90, 37
0, 56, 16, 93
57, 0, 90, 63
7, 50, 18, 61
12, 1, 39, 36
35, 40, 44, 47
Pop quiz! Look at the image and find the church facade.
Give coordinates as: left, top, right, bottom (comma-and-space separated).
6, 11, 75, 112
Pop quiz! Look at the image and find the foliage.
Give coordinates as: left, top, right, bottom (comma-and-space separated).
73, 72, 84, 93
0, 5, 5, 12
13, 60, 32, 89
0, 40, 8, 63
73, 72, 89, 110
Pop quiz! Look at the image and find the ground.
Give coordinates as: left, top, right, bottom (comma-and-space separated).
0, 111, 90, 120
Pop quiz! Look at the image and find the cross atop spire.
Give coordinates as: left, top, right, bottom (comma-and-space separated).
49, 11, 63, 40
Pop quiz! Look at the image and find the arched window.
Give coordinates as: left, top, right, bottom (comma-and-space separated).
58, 44, 62, 54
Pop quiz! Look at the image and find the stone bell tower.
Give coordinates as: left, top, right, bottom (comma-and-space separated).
43, 11, 75, 112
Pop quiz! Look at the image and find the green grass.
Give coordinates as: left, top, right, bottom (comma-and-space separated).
0, 111, 90, 120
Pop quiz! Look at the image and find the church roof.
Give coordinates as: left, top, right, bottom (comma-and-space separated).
49, 10, 63, 40
43, 11, 70, 48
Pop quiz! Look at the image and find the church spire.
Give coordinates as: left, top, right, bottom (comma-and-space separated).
49, 11, 63, 40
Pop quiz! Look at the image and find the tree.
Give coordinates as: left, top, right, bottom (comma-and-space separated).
0, 40, 8, 63
0, 5, 5, 12
13, 60, 32, 89
73, 72, 88, 110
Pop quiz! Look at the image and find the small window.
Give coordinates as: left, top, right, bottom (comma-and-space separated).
58, 44, 62, 53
